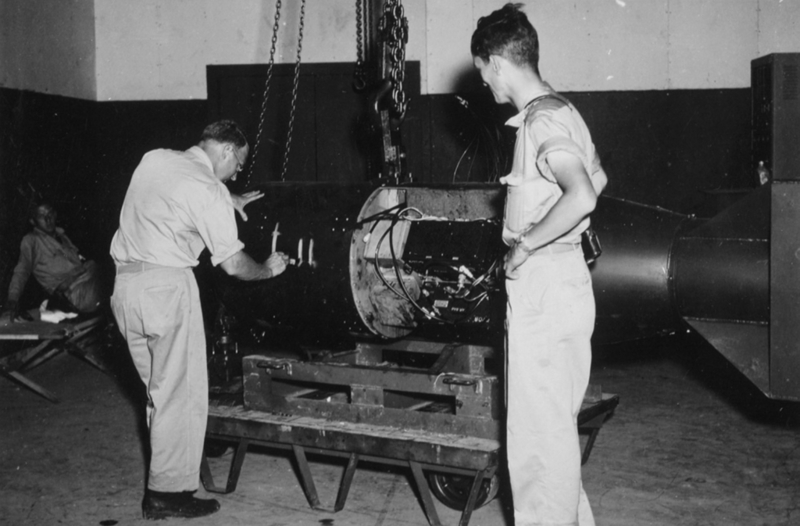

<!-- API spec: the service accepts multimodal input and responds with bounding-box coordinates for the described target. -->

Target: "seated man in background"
[3,202,103,322]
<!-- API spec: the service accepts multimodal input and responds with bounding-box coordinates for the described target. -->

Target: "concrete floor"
[2,331,799,526]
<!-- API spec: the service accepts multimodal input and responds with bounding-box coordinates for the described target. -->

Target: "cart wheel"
[204,438,229,458]
[427,472,500,511]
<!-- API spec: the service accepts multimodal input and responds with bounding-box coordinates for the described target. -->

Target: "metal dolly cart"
[201,341,619,526]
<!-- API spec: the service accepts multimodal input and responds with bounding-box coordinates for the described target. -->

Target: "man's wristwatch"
[515,236,536,254]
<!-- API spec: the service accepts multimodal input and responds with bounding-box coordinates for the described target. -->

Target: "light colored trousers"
[111,267,208,493]
[506,248,596,526]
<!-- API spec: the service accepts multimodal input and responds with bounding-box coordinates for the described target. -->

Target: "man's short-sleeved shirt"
[501,87,602,246]
[7,228,83,300]
[110,146,244,268]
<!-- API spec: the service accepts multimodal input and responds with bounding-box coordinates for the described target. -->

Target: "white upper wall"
[2,0,799,101]
[93,0,427,101]
[446,0,800,93]
[0,0,96,100]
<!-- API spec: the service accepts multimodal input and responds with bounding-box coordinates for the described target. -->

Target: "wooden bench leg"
[334,452,359,512]
[580,412,609,465]
[0,339,61,403]
[201,438,249,494]
[20,345,64,372]
[292,445,323,510]
[65,329,110,374]
[1,369,60,403]
[409,461,443,526]
[68,346,109,374]
[581,428,601,465]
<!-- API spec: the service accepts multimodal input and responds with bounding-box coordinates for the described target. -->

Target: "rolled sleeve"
[209,239,245,267]
[529,111,591,184]
[195,192,245,266]
[591,150,603,174]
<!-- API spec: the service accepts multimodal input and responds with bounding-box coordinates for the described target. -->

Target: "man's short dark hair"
[471,3,540,75]
[200,120,248,149]
[28,201,54,221]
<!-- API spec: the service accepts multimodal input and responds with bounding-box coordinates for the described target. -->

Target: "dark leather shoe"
[142,489,220,520]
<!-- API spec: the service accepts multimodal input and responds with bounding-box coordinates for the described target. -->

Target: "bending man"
[110,120,288,520]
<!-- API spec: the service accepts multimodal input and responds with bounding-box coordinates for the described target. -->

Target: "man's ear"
[489,54,503,73]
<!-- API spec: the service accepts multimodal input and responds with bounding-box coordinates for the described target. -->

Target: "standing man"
[110,120,288,520]
[471,4,607,525]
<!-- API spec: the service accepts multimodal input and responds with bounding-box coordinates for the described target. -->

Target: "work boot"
[142,489,220,520]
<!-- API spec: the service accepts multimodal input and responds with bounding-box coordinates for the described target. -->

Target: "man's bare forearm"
[220,251,272,281]
[219,250,288,281]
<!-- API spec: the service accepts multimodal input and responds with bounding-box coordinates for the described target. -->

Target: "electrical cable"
[372,219,408,301]
[368,207,502,326]
[387,208,448,322]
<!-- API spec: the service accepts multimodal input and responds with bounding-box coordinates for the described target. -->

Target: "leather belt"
[116,262,183,274]
[527,243,581,257]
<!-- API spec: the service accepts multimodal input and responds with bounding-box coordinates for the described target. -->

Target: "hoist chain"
[353,0,367,91]
[280,0,306,182]
[381,0,408,118]
[246,0,283,186]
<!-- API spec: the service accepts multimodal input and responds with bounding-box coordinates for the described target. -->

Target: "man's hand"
[504,240,532,280]
[3,300,19,323]
[502,151,599,281]
[231,190,265,222]
[265,252,289,279]
[3,300,32,323]
[54,281,70,296]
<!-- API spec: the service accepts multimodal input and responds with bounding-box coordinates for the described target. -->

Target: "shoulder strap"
[525,91,571,111]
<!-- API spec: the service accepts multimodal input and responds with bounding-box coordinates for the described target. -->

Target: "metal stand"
[0,315,106,402]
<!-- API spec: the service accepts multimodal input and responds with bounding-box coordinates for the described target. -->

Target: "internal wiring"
[368,206,501,325]
[389,208,447,322]
[371,214,409,301]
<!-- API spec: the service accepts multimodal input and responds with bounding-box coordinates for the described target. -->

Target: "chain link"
[246,0,283,186]
[353,0,366,91]
[382,0,408,118]
[280,0,306,182]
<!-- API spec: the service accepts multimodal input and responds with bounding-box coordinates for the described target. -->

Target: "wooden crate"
[243,341,501,439]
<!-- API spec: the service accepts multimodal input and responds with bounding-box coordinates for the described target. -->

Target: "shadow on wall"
[426,62,517,184]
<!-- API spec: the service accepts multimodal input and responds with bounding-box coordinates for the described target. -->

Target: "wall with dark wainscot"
[0,87,206,304]
[0,66,753,304]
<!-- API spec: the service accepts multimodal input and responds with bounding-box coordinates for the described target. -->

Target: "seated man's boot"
[142,489,220,520]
